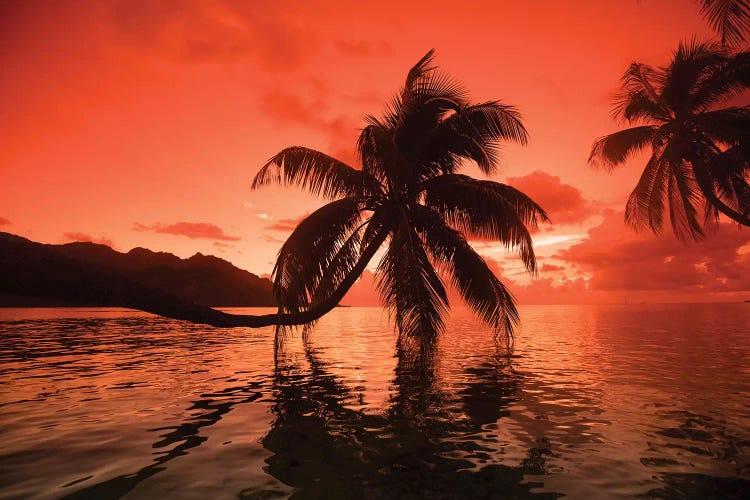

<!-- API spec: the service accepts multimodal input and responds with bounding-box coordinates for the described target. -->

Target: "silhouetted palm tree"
[2,51,543,340]
[590,40,750,240]
[252,50,547,343]
[699,0,750,48]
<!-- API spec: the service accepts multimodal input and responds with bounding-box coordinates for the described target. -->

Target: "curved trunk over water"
[1,230,388,328]
[119,229,388,328]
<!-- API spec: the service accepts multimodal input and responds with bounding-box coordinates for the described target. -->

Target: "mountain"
[0,232,275,307]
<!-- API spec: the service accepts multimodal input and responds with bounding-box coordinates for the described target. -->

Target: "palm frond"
[667,161,705,241]
[412,206,520,339]
[700,0,750,47]
[612,90,672,123]
[310,210,391,305]
[449,102,528,145]
[713,144,750,214]
[621,63,662,100]
[421,132,498,176]
[376,211,448,341]
[662,40,726,115]
[613,63,666,122]
[625,149,670,233]
[253,147,371,198]
[690,50,750,110]
[309,225,364,305]
[403,49,468,107]
[405,49,437,92]
[691,146,750,225]
[589,126,660,170]
[415,101,528,176]
[273,197,364,314]
[423,174,547,272]
[357,122,409,189]
[692,107,750,145]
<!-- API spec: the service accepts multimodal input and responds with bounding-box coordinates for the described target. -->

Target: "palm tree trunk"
[115,228,389,328]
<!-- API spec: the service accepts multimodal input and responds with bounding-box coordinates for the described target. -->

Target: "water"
[1,304,749,499]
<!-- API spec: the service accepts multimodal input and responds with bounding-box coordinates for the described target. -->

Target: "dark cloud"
[133,221,241,241]
[0,217,10,226]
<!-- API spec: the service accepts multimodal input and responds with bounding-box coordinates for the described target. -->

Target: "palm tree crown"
[252,50,547,342]
[590,40,750,240]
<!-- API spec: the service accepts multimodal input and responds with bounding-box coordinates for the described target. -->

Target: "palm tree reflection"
[62,340,562,498]
[640,409,750,498]
[259,339,559,498]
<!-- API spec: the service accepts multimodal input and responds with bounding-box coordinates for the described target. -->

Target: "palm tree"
[699,0,750,48]
[589,40,750,240]
[4,51,544,343]
[252,49,547,344]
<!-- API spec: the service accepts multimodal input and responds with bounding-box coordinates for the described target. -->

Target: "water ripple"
[0,304,749,498]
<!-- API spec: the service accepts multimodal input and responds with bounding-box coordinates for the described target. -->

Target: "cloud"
[111,0,310,69]
[265,214,306,232]
[259,88,361,165]
[263,234,286,244]
[557,211,750,294]
[506,171,598,226]
[257,213,272,221]
[212,241,232,252]
[110,0,375,166]
[63,232,114,247]
[540,263,565,272]
[0,217,10,226]
[133,221,241,241]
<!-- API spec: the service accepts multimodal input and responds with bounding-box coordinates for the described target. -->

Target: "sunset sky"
[3,0,749,304]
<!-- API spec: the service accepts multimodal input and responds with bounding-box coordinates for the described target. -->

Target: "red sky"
[2,0,749,304]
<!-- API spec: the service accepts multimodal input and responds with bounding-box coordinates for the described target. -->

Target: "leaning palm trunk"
[1,226,388,331]
[124,228,388,329]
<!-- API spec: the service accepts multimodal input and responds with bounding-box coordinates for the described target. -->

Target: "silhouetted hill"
[0,232,275,307]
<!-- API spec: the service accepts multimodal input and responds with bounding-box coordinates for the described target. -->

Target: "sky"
[2,0,749,304]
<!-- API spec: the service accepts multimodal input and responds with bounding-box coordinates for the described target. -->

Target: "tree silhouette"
[0,51,545,343]
[252,49,546,343]
[590,41,750,240]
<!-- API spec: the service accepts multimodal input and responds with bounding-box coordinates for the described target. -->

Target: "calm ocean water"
[1,304,749,499]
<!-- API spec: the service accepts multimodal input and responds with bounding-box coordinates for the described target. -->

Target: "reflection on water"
[0,304,749,498]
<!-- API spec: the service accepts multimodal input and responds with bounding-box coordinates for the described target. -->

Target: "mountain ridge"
[0,232,275,307]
